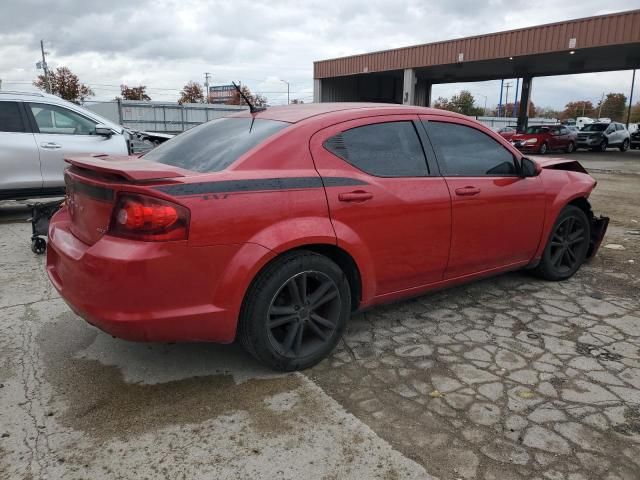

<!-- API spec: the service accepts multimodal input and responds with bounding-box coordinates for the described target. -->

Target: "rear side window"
[615,124,624,131]
[144,118,289,173]
[324,121,428,177]
[0,102,26,133]
[424,121,517,176]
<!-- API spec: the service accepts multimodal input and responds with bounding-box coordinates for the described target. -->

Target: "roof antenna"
[232,81,266,114]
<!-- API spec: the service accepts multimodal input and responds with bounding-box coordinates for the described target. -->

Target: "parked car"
[510,125,577,154]
[631,128,640,149]
[576,122,630,152]
[0,91,170,200]
[494,126,517,141]
[575,117,595,129]
[47,104,608,371]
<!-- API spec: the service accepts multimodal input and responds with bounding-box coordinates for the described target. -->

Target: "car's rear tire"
[538,142,548,155]
[619,139,629,152]
[565,142,575,153]
[532,205,591,281]
[238,250,351,371]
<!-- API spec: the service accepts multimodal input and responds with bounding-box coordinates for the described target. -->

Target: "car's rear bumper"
[46,208,262,343]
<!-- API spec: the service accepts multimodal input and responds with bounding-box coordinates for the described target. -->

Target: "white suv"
[0,91,130,200]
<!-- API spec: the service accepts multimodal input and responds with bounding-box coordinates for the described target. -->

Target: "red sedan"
[511,125,577,154]
[47,104,608,371]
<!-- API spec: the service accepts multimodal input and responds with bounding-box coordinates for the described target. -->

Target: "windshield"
[143,117,289,172]
[524,126,550,134]
[581,124,608,132]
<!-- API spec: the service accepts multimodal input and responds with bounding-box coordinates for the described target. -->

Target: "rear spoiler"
[65,154,186,181]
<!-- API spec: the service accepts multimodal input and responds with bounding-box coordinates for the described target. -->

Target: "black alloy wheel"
[538,142,548,155]
[238,251,350,371]
[533,205,590,281]
[267,271,341,359]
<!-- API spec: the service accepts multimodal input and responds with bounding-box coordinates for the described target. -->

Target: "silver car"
[0,91,130,200]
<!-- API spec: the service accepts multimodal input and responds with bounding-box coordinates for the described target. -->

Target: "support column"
[415,79,432,107]
[402,68,416,105]
[313,78,322,103]
[517,76,533,132]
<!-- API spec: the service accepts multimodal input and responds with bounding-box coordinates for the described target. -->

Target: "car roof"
[0,90,123,132]
[228,102,469,123]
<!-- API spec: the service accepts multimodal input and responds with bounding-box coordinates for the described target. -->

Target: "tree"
[432,90,484,116]
[491,101,536,118]
[120,84,151,101]
[34,66,93,103]
[562,100,594,120]
[178,81,205,104]
[226,85,268,108]
[596,93,627,121]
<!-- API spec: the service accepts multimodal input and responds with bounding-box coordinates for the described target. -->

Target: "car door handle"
[40,142,62,149]
[455,186,481,196]
[338,191,374,202]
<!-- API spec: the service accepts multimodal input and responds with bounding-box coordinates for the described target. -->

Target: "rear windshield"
[524,126,550,134]
[581,124,607,132]
[143,117,289,172]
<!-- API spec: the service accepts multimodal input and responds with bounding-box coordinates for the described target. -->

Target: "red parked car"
[511,125,577,154]
[47,104,608,371]
[494,126,517,141]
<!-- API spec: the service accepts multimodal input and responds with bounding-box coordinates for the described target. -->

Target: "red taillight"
[109,194,189,241]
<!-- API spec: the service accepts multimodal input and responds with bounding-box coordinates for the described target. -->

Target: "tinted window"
[324,121,428,177]
[615,123,624,131]
[144,118,288,173]
[424,121,517,176]
[582,124,607,132]
[0,102,26,133]
[524,126,550,134]
[29,103,97,135]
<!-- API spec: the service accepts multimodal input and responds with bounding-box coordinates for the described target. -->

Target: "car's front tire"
[532,205,591,281]
[619,139,630,152]
[593,139,608,152]
[238,250,351,371]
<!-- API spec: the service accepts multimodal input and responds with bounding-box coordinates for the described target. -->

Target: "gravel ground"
[0,151,638,479]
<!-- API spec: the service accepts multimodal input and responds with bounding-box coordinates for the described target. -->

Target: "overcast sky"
[1,0,638,109]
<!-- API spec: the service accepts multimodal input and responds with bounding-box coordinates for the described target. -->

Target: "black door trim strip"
[154,176,367,196]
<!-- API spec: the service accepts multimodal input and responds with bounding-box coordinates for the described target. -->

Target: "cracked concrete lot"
[1,152,639,479]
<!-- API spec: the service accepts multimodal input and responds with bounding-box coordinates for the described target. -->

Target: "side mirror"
[95,124,113,137]
[520,157,540,177]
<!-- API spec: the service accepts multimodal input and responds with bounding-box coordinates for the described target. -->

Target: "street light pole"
[204,72,212,104]
[626,69,636,129]
[280,79,290,105]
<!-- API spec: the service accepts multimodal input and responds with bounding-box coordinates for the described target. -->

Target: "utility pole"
[503,82,513,117]
[597,92,605,119]
[204,72,212,104]
[40,39,52,93]
[626,69,636,129]
[280,79,290,105]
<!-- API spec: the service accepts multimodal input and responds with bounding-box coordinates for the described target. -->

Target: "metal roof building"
[313,9,640,128]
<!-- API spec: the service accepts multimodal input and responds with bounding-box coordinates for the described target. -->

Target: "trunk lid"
[64,155,189,245]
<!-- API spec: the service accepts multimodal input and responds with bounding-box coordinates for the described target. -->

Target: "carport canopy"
[313,9,640,130]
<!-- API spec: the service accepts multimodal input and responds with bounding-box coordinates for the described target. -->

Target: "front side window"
[143,117,289,173]
[323,121,428,177]
[29,103,97,135]
[0,101,26,133]
[424,121,517,176]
